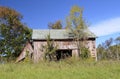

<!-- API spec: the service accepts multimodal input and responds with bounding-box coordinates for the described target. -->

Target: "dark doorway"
[56,49,72,60]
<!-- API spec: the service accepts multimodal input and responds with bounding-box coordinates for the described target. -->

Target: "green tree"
[66,6,89,58]
[104,38,113,59]
[48,20,62,29]
[0,6,31,61]
[97,44,107,60]
[81,47,90,59]
[97,38,113,60]
[41,34,57,61]
[115,36,120,45]
[115,36,120,60]
[97,36,120,60]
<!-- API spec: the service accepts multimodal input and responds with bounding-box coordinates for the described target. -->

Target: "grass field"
[0,60,120,79]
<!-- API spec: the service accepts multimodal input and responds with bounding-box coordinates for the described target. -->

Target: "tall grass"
[0,60,120,79]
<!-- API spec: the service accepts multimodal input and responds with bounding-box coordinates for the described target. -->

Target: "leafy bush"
[80,47,90,59]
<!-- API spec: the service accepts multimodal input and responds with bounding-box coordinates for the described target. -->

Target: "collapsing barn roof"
[32,29,96,40]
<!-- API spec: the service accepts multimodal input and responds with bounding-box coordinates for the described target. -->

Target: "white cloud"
[89,17,120,37]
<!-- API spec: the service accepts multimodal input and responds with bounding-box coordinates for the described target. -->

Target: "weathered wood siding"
[86,40,96,57]
[33,39,96,63]
[33,41,46,63]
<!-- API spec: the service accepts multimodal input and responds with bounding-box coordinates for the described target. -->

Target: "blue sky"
[0,0,120,46]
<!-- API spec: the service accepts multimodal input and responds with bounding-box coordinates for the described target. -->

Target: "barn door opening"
[56,49,72,60]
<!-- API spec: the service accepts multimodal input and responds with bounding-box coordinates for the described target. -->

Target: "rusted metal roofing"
[32,29,96,40]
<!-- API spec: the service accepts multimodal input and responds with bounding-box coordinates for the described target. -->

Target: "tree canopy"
[48,20,62,29]
[0,6,31,61]
[66,6,89,58]
[66,6,87,30]
[97,36,120,60]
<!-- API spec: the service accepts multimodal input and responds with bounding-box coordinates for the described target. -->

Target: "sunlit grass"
[0,60,120,79]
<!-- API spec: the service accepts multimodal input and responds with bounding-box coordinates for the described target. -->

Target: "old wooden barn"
[16,29,97,63]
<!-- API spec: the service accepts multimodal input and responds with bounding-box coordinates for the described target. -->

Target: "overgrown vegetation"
[80,47,90,59]
[41,34,57,61]
[0,61,120,79]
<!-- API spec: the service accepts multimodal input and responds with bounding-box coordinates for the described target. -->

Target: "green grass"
[0,60,120,79]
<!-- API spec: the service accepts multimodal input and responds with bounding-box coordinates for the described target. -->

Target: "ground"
[0,60,120,79]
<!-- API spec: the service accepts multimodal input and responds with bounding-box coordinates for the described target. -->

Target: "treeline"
[97,36,120,60]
